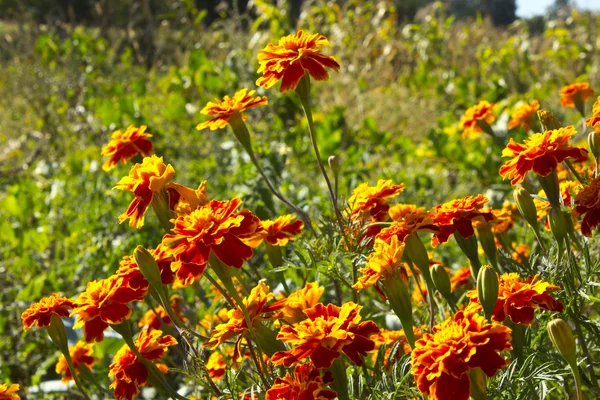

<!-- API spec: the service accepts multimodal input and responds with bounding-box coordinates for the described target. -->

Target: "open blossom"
[280,282,324,324]
[450,267,472,292]
[266,363,337,400]
[101,125,153,171]
[0,384,20,400]
[109,329,177,400]
[253,215,305,247]
[271,302,379,369]
[377,204,437,244]
[162,198,260,286]
[508,100,540,131]
[560,82,594,108]
[411,310,512,400]
[347,180,405,222]
[430,194,494,247]
[459,100,495,139]
[585,96,600,128]
[167,181,209,217]
[204,282,284,361]
[573,176,600,236]
[467,273,563,325]
[256,30,341,92]
[21,293,75,331]
[56,341,96,383]
[196,89,268,131]
[353,236,409,292]
[499,126,589,185]
[115,155,175,228]
[206,348,234,381]
[72,276,145,342]
[139,295,186,330]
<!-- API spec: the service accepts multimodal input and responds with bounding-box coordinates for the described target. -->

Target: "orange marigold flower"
[139,295,186,330]
[371,328,422,368]
[280,282,324,324]
[196,89,268,131]
[0,384,20,400]
[585,96,600,127]
[21,293,75,331]
[256,30,341,93]
[55,341,96,383]
[499,126,589,185]
[458,101,495,139]
[411,310,512,400]
[167,181,209,217]
[101,125,153,171]
[511,243,530,264]
[573,176,600,236]
[115,155,175,228]
[377,204,437,244]
[204,282,284,361]
[353,236,409,292]
[162,198,260,287]
[109,328,177,400]
[467,273,563,325]
[508,100,540,131]
[430,194,494,247]
[253,215,305,247]
[560,82,594,108]
[450,267,472,292]
[265,363,336,400]
[206,349,232,381]
[271,302,379,369]
[72,276,145,342]
[348,180,405,222]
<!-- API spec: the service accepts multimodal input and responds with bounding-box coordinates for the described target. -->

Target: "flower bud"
[477,265,499,321]
[513,187,539,229]
[548,207,567,244]
[453,232,482,277]
[430,264,451,298]
[547,319,577,367]
[382,275,415,348]
[328,155,341,176]
[537,110,562,131]
[468,367,488,400]
[476,222,499,271]
[405,233,433,288]
[588,131,600,160]
[134,246,164,291]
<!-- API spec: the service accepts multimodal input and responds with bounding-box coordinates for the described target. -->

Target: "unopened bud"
[383,275,416,348]
[513,187,539,229]
[476,222,499,271]
[547,319,577,366]
[328,155,341,176]
[134,246,163,290]
[548,207,567,244]
[405,233,433,287]
[588,131,600,159]
[468,367,488,400]
[431,264,451,298]
[477,265,499,321]
[537,110,562,131]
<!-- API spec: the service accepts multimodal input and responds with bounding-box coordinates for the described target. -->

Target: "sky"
[517,0,600,17]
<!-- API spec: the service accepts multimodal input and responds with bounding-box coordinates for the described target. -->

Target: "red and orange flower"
[115,155,175,228]
[21,293,75,331]
[573,176,600,236]
[0,384,20,400]
[167,181,209,217]
[560,82,594,108]
[271,302,379,369]
[353,236,409,292]
[138,295,186,330]
[265,363,337,400]
[72,276,146,342]
[101,125,153,171]
[109,329,177,400]
[371,328,422,368]
[162,198,260,286]
[256,30,341,93]
[279,282,324,324]
[411,310,512,400]
[347,180,405,222]
[585,96,600,128]
[430,194,494,247]
[253,215,305,247]
[56,341,96,383]
[377,204,437,244]
[467,273,563,325]
[508,100,540,131]
[450,267,472,292]
[459,101,495,139]
[196,89,268,131]
[499,126,588,185]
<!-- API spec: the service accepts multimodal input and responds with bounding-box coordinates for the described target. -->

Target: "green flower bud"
[328,155,341,176]
[134,246,164,291]
[431,264,451,298]
[453,232,482,277]
[548,207,567,244]
[476,222,499,271]
[477,265,499,321]
[588,131,600,160]
[547,319,577,366]
[383,275,416,348]
[405,233,433,287]
[513,187,539,228]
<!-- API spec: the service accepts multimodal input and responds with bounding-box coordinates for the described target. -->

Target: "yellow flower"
[354,236,409,292]
[280,282,324,324]
[196,89,268,131]
[508,100,539,131]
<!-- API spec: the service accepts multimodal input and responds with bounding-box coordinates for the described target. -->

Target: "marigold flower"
[459,101,495,139]
[0,384,20,400]
[101,125,153,171]
[573,176,600,236]
[115,155,175,228]
[476,203,518,236]
[348,180,405,221]
[585,96,600,127]
[206,350,229,381]
[508,100,540,131]
[139,295,186,330]
[167,181,209,217]
[511,243,530,264]
[560,82,594,108]
[266,363,336,400]
[499,126,588,185]
[109,328,177,400]
[204,282,284,361]
[430,194,494,247]
[354,236,409,292]
[467,273,563,325]
[271,302,379,368]
[55,341,96,383]
[280,282,324,324]
[411,310,512,400]
[162,198,260,286]
[21,293,75,331]
[371,328,422,368]
[196,89,268,131]
[450,267,472,292]
[252,215,305,247]
[72,276,145,342]
[377,204,437,244]
[256,30,341,92]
